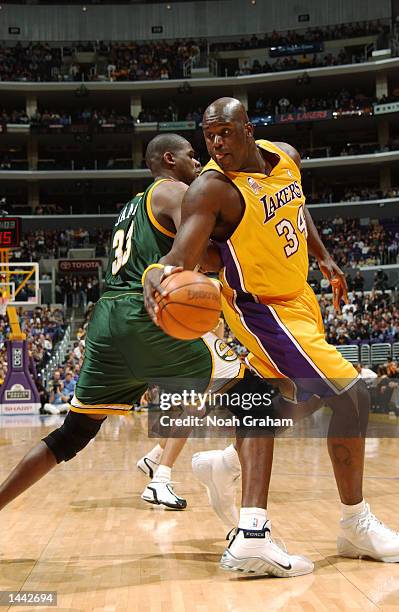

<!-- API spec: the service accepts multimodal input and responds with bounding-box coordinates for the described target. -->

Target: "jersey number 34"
[275,205,308,257]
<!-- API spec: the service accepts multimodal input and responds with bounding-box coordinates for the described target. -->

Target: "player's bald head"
[203,97,249,126]
[202,97,256,172]
[145,133,190,170]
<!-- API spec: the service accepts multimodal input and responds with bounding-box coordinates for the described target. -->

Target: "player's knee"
[224,370,277,436]
[331,379,370,414]
[42,411,106,463]
[328,379,370,437]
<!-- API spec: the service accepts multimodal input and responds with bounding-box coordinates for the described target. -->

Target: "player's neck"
[239,151,270,175]
[238,143,273,175]
[154,173,179,182]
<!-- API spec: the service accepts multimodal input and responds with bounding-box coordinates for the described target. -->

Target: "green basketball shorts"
[70,292,244,415]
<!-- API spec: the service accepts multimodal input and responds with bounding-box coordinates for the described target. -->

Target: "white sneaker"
[220,520,314,577]
[136,455,159,479]
[141,481,187,510]
[337,503,399,562]
[43,403,61,415]
[192,449,239,528]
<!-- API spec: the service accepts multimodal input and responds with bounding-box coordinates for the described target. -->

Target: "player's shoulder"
[272,141,301,168]
[151,179,188,220]
[192,169,238,197]
[184,170,238,211]
[154,179,188,197]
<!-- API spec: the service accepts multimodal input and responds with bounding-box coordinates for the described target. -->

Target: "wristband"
[141,263,165,286]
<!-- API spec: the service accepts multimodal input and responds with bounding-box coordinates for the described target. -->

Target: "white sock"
[145,443,163,463]
[223,444,241,472]
[341,499,366,520]
[238,507,267,530]
[153,464,172,483]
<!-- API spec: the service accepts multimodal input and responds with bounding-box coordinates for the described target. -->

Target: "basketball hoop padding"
[0,340,41,415]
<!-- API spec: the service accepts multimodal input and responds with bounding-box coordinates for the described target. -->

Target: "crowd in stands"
[0,43,62,82]
[251,88,377,117]
[338,141,398,156]
[300,141,399,160]
[0,20,390,83]
[0,39,202,82]
[308,217,399,269]
[210,20,386,52]
[138,89,380,124]
[0,306,65,385]
[104,39,201,81]
[0,109,30,125]
[30,108,134,128]
[307,186,399,204]
[41,305,91,414]
[0,296,93,415]
[2,87,394,135]
[15,218,399,270]
[366,362,399,413]
[137,104,180,124]
[11,228,111,261]
[0,108,134,127]
[1,184,398,214]
[23,306,65,368]
[56,275,101,310]
[236,49,352,76]
[319,290,399,347]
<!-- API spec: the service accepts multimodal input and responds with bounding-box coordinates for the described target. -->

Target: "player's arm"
[199,241,223,273]
[143,174,225,322]
[151,180,188,233]
[152,180,222,272]
[273,142,343,268]
[272,141,338,268]
[304,206,348,311]
[274,141,348,310]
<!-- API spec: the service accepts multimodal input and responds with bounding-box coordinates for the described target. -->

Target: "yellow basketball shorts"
[222,283,359,402]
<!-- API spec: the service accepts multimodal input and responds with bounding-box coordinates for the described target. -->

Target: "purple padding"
[0,340,41,415]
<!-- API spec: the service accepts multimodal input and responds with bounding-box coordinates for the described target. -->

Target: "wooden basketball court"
[1,413,399,611]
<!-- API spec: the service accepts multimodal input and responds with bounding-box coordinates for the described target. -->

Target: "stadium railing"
[336,342,399,365]
[40,323,71,386]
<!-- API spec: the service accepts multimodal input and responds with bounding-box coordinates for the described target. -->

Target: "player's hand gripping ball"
[155,270,221,340]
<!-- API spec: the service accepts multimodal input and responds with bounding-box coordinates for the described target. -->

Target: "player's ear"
[245,122,254,138]
[163,151,175,167]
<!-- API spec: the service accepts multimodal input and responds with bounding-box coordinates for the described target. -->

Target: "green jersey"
[73,179,242,416]
[104,179,175,294]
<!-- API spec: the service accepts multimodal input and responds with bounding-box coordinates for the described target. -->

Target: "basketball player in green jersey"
[0,134,245,515]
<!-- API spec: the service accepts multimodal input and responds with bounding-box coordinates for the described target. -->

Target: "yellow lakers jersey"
[201,139,308,301]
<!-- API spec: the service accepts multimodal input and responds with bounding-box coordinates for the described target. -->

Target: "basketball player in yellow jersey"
[145,97,399,575]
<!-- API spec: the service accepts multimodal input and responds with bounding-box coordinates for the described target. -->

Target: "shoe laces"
[357,504,399,537]
[225,522,288,554]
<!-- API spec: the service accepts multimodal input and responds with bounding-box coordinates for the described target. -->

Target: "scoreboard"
[0,218,21,248]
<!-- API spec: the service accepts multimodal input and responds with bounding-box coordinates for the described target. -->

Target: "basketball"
[155,271,221,340]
